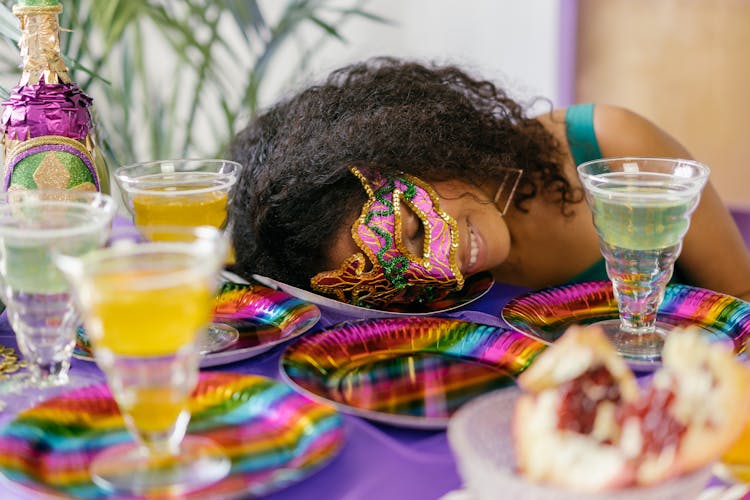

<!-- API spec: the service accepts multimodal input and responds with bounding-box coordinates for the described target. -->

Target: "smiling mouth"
[468,224,479,270]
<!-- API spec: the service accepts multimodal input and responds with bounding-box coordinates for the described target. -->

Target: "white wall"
[260,0,563,111]
[1,1,565,159]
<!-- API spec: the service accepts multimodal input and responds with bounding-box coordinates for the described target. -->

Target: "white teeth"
[468,226,478,268]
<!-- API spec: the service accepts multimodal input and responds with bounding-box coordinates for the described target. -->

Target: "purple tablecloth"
[0,279,526,500]
[1,209,749,499]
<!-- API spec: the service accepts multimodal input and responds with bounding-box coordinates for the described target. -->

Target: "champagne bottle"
[0,0,109,193]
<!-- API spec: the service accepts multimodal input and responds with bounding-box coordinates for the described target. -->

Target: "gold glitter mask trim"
[310,166,464,308]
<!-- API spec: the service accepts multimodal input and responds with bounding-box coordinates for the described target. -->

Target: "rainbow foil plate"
[0,372,344,499]
[280,316,545,429]
[502,281,750,355]
[254,271,494,319]
[76,280,321,367]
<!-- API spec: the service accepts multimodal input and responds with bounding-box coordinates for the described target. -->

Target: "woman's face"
[328,179,511,278]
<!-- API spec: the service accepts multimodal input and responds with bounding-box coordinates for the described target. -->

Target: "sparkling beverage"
[0,196,113,386]
[591,182,697,298]
[130,175,229,229]
[577,159,708,365]
[592,185,694,250]
[85,258,213,356]
[81,248,213,438]
[56,225,230,493]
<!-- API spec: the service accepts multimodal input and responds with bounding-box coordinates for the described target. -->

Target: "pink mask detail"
[311,166,464,308]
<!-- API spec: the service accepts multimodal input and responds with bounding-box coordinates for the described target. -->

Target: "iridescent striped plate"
[502,281,750,353]
[280,317,545,429]
[75,279,321,367]
[0,372,344,499]
[254,271,494,319]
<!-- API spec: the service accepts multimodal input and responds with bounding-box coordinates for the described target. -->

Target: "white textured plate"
[447,387,713,500]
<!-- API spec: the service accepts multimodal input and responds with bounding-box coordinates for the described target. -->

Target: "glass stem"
[612,285,663,333]
[27,359,70,387]
[132,410,191,459]
[603,242,680,334]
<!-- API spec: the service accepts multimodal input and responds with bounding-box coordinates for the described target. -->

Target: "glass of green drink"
[577,157,709,366]
[0,190,115,408]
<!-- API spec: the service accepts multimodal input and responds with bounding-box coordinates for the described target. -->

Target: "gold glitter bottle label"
[4,136,98,192]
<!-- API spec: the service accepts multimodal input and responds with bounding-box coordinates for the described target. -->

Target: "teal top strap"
[564,103,608,284]
[565,103,602,166]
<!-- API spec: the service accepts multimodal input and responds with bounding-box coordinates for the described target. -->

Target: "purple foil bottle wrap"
[1,1,106,193]
[0,82,93,141]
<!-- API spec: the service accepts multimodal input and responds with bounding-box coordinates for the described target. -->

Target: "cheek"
[493,219,512,263]
[482,210,511,267]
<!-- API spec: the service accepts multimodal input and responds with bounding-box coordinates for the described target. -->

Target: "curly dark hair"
[228,57,575,289]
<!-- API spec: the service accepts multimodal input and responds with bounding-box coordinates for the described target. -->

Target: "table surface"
[1,209,749,500]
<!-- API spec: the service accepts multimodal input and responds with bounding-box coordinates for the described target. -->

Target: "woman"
[228,57,750,308]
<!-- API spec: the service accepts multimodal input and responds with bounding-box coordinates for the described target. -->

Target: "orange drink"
[84,263,213,357]
[116,159,240,269]
[115,161,239,231]
[132,185,229,229]
[721,413,750,482]
[120,387,190,436]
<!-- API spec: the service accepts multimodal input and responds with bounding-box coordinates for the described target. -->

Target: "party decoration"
[281,316,544,428]
[311,166,463,308]
[0,0,109,193]
[0,373,345,498]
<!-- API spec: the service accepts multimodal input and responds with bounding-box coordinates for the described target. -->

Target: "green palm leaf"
[0,0,388,165]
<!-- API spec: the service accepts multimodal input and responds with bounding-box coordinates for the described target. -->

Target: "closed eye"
[401,204,425,257]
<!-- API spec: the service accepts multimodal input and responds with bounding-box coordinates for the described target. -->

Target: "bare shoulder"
[534,107,567,136]
[591,104,691,157]
[532,104,683,161]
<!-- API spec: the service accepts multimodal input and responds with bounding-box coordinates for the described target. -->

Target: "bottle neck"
[13,4,70,86]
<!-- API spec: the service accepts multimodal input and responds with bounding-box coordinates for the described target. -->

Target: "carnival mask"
[310,166,464,308]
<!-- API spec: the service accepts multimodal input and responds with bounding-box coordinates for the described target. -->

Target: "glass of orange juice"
[114,159,241,354]
[55,225,230,495]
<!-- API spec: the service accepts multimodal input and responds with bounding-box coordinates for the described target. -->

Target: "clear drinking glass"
[577,157,709,366]
[55,225,230,495]
[113,159,241,354]
[0,190,115,407]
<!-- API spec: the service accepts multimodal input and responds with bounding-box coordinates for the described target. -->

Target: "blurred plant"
[0,0,386,165]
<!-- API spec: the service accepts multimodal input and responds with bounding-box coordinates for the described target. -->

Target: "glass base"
[198,323,239,354]
[593,319,718,372]
[90,435,230,495]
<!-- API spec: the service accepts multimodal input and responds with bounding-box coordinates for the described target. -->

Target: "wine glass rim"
[115,158,241,175]
[0,190,116,240]
[114,159,239,196]
[577,156,710,177]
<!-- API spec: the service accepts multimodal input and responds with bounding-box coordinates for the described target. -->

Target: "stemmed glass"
[55,225,231,495]
[577,157,709,366]
[0,190,115,408]
[113,159,241,354]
